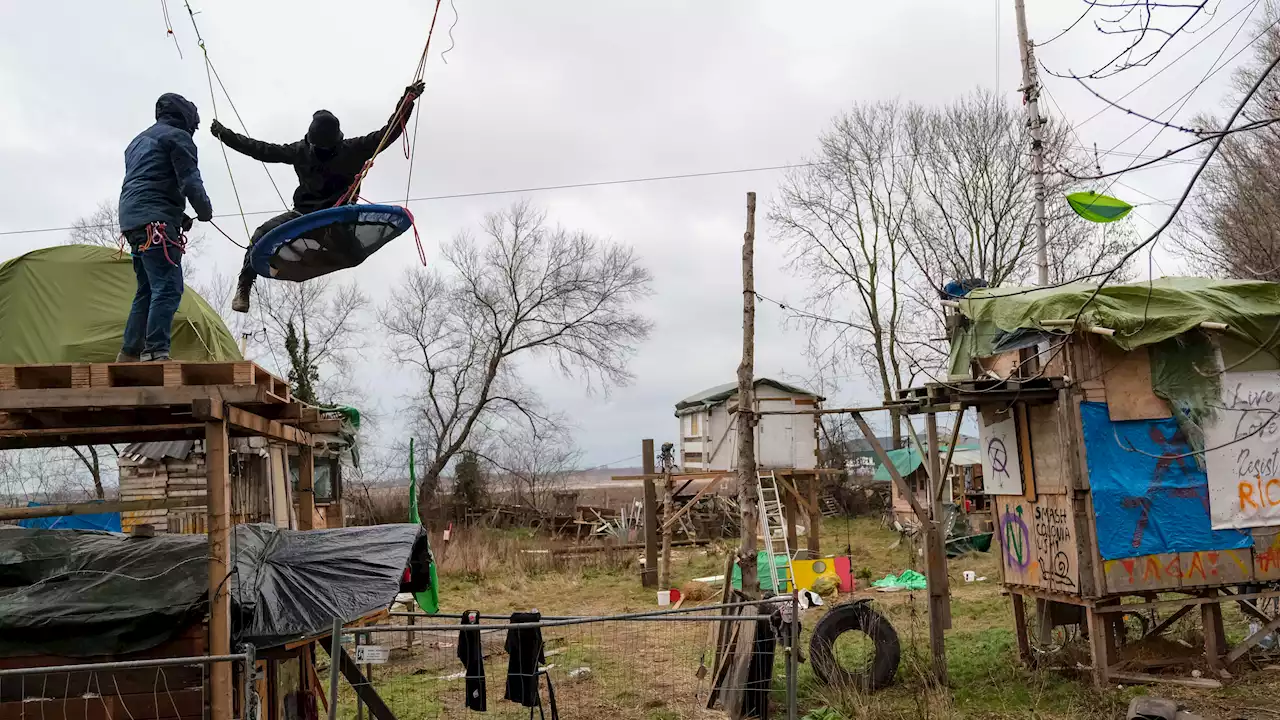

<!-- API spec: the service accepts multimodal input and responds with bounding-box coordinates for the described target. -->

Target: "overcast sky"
[0,1,1262,471]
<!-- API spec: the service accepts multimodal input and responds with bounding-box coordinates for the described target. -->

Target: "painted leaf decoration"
[1066,191,1133,223]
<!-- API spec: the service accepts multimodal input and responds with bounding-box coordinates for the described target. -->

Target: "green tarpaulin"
[870,570,927,590]
[407,438,440,614]
[0,245,240,363]
[949,278,1280,372]
[871,444,977,482]
[730,551,791,592]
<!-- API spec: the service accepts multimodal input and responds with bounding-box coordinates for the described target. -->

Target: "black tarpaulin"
[0,523,426,658]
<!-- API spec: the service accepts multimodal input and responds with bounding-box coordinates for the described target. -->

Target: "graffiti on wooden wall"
[998,494,1078,592]
[1103,548,1254,593]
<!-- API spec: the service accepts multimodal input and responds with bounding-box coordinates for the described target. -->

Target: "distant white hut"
[674,378,823,472]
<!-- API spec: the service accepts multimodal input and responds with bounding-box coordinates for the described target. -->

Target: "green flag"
[1066,191,1133,223]
[407,438,440,614]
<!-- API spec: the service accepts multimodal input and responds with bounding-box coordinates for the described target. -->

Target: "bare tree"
[249,278,369,405]
[771,101,916,442]
[68,202,122,247]
[493,426,580,511]
[1176,9,1280,282]
[382,201,652,501]
[774,92,1134,404]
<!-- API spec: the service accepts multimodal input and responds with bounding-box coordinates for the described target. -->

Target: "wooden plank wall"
[118,455,207,533]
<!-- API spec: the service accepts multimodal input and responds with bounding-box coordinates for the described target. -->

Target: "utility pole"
[736,192,759,597]
[1014,0,1049,285]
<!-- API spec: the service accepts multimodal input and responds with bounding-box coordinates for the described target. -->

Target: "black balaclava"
[307,110,343,155]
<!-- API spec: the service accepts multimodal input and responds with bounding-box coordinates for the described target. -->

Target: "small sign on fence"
[354,645,390,665]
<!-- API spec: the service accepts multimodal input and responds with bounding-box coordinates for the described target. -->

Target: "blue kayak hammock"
[250,204,414,282]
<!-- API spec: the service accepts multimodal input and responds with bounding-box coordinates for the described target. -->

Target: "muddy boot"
[116,351,140,363]
[231,277,252,313]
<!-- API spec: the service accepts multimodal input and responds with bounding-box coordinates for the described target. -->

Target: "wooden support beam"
[1011,593,1032,663]
[318,638,398,720]
[1226,610,1280,663]
[206,418,233,720]
[852,413,929,523]
[0,495,208,521]
[1085,606,1112,688]
[297,444,315,531]
[0,423,205,450]
[1142,604,1194,641]
[1202,595,1226,671]
[642,438,658,588]
[660,473,730,533]
[0,385,267,411]
[192,399,312,446]
[852,411,946,683]
[805,472,820,557]
[1106,671,1222,690]
[1095,589,1280,613]
[936,416,964,501]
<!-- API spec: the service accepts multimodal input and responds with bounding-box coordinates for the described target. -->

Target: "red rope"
[138,222,188,266]
[332,0,444,209]
[403,206,427,267]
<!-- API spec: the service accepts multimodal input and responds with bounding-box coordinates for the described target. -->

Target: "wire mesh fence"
[334,601,799,720]
[0,653,254,720]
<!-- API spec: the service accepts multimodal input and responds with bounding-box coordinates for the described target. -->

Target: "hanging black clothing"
[458,610,487,711]
[743,617,778,720]
[504,612,545,707]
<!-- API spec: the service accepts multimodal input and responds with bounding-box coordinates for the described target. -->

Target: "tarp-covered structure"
[0,523,427,658]
[872,445,980,483]
[947,277,1280,377]
[0,245,241,363]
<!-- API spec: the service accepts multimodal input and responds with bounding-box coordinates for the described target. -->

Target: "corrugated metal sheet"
[121,440,197,462]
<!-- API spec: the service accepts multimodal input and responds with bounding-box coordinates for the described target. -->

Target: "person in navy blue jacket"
[116,93,213,362]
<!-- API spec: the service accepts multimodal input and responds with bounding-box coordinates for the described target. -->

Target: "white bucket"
[657,590,671,606]
[963,571,977,583]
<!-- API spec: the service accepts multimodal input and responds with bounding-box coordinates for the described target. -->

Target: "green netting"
[0,245,240,362]
[949,277,1280,372]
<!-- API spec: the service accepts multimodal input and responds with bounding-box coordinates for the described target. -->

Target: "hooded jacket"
[118,93,214,233]
[210,88,418,213]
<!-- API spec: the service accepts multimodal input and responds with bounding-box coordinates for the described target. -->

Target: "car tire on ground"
[808,600,901,692]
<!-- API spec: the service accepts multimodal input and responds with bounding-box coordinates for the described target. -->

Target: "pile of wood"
[118,453,207,533]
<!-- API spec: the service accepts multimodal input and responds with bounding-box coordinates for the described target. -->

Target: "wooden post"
[805,473,820,557]
[206,418,233,720]
[642,438,658,588]
[851,411,947,684]
[1085,606,1111,688]
[1202,593,1225,671]
[1011,593,1032,663]
[660,460,674,589]
[736,191,759,599]
[298,444,315,531]
[924,412,952,632]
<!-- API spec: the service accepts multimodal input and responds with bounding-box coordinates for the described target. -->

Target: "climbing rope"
[181,0,289,252]
[334,0,445,209]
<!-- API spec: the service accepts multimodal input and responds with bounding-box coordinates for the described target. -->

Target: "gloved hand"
[210,119,227,138]
[197,210,213,223]
[181,214,194,232]
[405,80,425,99]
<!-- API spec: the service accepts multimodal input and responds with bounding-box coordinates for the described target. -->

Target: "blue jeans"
[120,225,184,360]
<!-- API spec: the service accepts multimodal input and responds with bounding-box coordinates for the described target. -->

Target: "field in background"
[338,518,1280,720]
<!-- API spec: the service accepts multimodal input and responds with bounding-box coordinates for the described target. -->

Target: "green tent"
[0,245,240,363]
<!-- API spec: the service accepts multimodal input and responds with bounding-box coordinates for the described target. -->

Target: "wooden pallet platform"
[0,361,290,401]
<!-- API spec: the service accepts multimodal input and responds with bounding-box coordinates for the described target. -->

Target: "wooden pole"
[660,461,674,589]
[736,191,759,598]
[925,412,952,632]
[851,411,947,684]
[206,418,233,720]
[0,495,207,521]
[298,444,315,531]
[642,438,658,588]
[805,473,820,557]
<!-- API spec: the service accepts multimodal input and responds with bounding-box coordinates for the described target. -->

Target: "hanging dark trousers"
[457,610,487,711]
[504,611,558,720]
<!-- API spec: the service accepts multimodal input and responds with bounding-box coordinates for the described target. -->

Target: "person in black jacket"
[210,81,424,312]
[117,93,214,362]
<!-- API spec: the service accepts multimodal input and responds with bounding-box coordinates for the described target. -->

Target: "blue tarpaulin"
[17,502,121,532]
[1081,402,1251,560]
